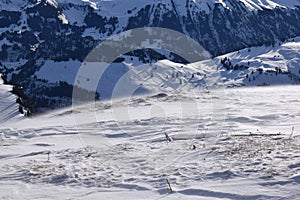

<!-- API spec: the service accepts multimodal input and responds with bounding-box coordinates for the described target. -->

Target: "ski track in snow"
[0,86,300,199]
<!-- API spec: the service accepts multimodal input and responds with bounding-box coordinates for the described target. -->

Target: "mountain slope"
[0,85,300,199]
[0,75,23,123]
[33,37,300,103]
[0,0,300,111]
[215,37,300,86]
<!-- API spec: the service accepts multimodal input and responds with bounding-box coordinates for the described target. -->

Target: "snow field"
[0,85,300,199]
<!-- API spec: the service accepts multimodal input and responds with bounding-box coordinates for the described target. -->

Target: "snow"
[46,0,58,8]
[1,0,299,15]
[35,60,82,85]
[0,85,300,199]
[61,5,87,26]
[1,0,299,38]
[240,0,300,10]
[0,0,29,12]
[34,37,300,101]
[1,1,300,198]
[271,0,300,8]
[52,0,300,29]
[75,0,300,17]
[57,13,68,24]
[215,37,300,86]
[82,27,107,40]
[0,75,23,123]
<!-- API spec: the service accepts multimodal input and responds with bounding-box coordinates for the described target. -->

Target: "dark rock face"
[0,0,299,111]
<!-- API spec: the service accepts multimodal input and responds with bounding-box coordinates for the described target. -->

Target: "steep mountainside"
[0,0,299,111]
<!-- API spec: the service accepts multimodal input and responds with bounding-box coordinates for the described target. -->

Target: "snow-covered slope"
[1,0,300,111]
[58,0,300,16]
[34,37,300,102]
[240,0,300,10]
[0,85,300,199]
[53,0,300,29]
[0,75,23,123]
[215,37,300,86]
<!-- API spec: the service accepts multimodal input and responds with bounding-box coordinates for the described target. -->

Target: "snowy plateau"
[0,0,300,199]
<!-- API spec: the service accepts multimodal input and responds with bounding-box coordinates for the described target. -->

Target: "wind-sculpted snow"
[1,0,300,111]
[0,86,300,199]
